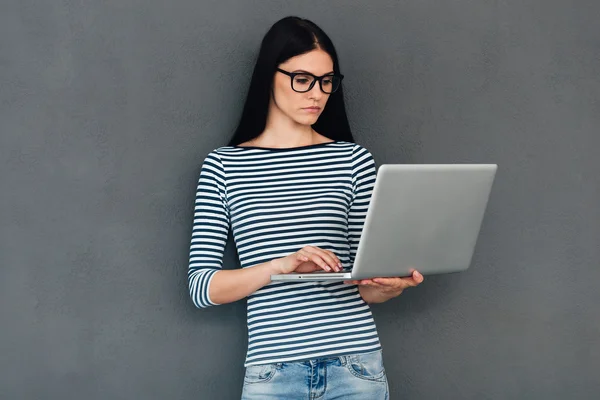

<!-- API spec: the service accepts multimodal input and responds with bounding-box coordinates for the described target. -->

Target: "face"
[271,48,335,126]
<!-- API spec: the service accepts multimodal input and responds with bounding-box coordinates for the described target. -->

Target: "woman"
[188,16,424,399]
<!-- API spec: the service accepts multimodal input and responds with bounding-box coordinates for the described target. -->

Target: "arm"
[207,262,280,305]
[187,151,230,308]
[188,151,276,308]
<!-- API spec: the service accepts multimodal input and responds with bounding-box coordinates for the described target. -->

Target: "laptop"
[270,164,497,281]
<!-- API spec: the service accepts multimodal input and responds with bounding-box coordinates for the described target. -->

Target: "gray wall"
[1,1,599,399]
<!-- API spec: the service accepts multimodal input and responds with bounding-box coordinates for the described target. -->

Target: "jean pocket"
[346,350,387,382]
[243,363,277,384]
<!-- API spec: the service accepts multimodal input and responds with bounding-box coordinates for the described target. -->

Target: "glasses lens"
[292,74,315,92]
[321,75,341,93]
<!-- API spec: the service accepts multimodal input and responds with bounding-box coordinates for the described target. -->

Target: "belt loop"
[339,355,348,366]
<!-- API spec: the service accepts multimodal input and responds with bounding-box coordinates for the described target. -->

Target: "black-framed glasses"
[276,68,344,94]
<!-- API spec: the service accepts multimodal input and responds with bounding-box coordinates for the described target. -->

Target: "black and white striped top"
[188,140,382,366]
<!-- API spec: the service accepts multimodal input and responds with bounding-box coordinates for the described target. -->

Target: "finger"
[398,277,419,288]
[304,247,341,271]
[357,279,386,287]
[345,279,375,286]
[359,280,401,292]
[413,270,424,283]
[323,249,343,270]
[371,277,399,286]
[318,248,343,271]
[402,279,421,287]
[370,278,408,291]
[372,277,417,292]
[407,269,424,283]
[296,252,310,262]
[373,272,423,287]
[297,250,330,271]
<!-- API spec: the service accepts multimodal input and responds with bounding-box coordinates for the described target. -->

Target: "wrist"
[267,258,284,275]
[359,285,402,304]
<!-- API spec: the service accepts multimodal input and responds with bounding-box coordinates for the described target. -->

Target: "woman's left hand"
[344,270,424,302]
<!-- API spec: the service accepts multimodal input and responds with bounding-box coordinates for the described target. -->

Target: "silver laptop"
[271,164,497,281]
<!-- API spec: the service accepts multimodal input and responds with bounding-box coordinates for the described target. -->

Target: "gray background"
[1,0,599,399]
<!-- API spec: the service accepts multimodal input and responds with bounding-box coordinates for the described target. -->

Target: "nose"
[308,82,324,100]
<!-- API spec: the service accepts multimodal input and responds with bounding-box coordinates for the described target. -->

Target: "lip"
[302,107,321,113]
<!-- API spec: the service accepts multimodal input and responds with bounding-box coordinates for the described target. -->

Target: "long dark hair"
[227,16,355,146]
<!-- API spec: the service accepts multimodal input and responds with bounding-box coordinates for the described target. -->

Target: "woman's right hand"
[271,245,344,274]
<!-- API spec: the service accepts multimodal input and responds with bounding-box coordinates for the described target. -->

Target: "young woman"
[188,16,424,399]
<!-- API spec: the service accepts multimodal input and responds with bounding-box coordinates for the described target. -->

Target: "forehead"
[280,49,334,75]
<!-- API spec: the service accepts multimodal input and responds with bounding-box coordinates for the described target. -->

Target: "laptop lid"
[350,164,497,280]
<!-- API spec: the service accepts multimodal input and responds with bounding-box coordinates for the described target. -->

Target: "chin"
[295,116,320,126]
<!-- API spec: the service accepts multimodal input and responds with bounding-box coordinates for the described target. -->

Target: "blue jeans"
[241,349,389,399]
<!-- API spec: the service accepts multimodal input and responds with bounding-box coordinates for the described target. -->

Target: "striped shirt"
[188,140,382,367]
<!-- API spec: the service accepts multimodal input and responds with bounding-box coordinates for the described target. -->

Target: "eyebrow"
[293,69,335,75]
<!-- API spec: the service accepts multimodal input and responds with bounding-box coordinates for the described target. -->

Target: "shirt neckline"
[231,140,342,151]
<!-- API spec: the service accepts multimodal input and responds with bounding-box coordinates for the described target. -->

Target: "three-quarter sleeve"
[347,144,377,269]
[188,151,230,308]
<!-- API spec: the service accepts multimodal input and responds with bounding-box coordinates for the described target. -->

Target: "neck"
[258,100,317,147]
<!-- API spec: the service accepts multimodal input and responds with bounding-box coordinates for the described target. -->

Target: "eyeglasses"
[276,68,344,94]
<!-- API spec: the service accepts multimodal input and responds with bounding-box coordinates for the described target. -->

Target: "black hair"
[227,16,354,146]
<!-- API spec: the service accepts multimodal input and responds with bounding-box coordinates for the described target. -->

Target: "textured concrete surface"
[1,1,599,399]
